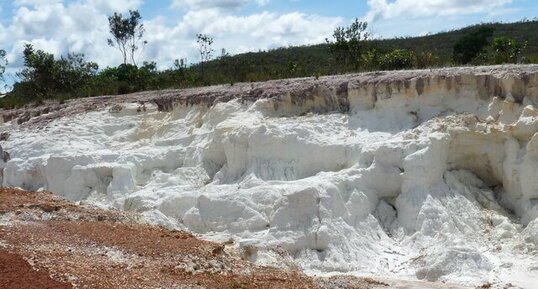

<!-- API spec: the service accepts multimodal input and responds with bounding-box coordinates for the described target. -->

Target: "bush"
[491,36,525,64]
[379,49,415,70]
[415,51,437,69]
[89,63,160,95]
[527,54,538,64]
[361,48,381,70]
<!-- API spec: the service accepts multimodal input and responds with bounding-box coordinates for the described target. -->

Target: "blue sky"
[0,0,537,89]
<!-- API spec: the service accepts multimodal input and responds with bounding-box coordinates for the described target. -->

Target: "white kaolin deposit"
[2,66,538,288]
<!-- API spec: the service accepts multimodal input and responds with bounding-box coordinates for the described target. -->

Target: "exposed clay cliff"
[1,65,538,288]
[3,65,537,126]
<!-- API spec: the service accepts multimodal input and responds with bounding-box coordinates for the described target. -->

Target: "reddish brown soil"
[0,188,378,289]
[0,250,73,289]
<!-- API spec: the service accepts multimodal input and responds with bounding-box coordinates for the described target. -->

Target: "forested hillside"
[201,20,538,80]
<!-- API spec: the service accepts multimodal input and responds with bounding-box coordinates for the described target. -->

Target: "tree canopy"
[326,19,370,70]
[107,10,146,65]
[9,44,98,103]
[197,33,214,82]
[452,27,494,64]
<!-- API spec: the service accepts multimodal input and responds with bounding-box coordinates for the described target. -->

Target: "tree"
[107,10,147,65]
[17,44,57,98]
[56,52,99,95]
[12,44,97,100]
[197,33,214,82]
[326,18,370,70]
[453,26,494,64]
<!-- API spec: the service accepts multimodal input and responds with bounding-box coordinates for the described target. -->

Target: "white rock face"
[3,66,538,287]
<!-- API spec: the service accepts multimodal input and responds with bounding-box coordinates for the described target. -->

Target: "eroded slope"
[1,65,538,288]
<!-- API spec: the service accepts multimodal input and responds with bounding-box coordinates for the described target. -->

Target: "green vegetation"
[1,17,538,109]
[491,36,526,64]
[192,20,538,79]
[107,10,146,65]
[378,49,416,70]
[453,27,494,64]
[4,44,98,107]
[326,18,370,71]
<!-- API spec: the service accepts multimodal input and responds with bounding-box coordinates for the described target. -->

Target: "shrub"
[379,49,415,70]
[415,51,437,69]
[361,48,381,70]
[491,36,525,64]
[527,54,538,64]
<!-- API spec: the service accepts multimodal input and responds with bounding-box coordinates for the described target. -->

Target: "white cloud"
[170,0,268,10]
[12,0,62,6]
[366,0,513,22]
[4,1,130,69]
[2,0,522,76]
[1,0,340,72]
[87,0,144,13]
[255,0,270,6]
[12,0,141,11]
[143,9,341,66]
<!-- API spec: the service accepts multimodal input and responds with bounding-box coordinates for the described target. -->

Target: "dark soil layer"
[0,250,73,289]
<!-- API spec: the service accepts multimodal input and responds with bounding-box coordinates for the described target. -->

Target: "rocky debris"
[136,103,147,113]
[316,276,388,289]
[108,104,124,113]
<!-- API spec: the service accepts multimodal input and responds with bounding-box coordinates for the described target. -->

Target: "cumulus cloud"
[1,0,340,73]
[143,9,340,66]
[2,0,141,71]
[170,0,270,10]
[13,0,141,11]
[86,0,144,13]
[366,0,513,21]
[12,0,62,7]
[255,0,270,6]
